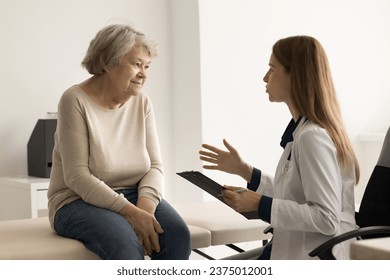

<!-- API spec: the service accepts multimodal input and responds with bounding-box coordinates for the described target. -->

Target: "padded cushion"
[186,225,212,249]
[173,201,270,245]
[0,217,99,260]
[0,202,268,259]
[0,217,211,260]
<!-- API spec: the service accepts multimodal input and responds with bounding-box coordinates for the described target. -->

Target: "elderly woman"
[48,24,191,260]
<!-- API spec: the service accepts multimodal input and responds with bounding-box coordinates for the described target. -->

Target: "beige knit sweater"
[47,85,163,228]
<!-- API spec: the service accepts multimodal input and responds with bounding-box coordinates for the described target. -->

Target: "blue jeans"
[54,188,191,260]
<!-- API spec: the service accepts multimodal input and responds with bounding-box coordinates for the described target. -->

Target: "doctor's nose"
[263,71,269,83]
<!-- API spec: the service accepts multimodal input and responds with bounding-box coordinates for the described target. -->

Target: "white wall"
[0,0,206,203]
[0,0,176,192]
[198,0,390,204]
[1,0,389,206]
[169,0,204,202]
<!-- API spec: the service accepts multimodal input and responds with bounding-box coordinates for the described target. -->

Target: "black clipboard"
[176,170,259,219]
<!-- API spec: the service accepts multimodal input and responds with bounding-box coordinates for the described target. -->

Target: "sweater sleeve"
[137,97,163,204]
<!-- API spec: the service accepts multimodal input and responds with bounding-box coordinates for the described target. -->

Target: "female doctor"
[199,35,360,259]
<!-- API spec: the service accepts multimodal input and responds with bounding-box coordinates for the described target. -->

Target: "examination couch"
[0,201,270,260]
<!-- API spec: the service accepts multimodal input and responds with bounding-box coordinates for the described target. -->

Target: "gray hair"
[81,24,157,75]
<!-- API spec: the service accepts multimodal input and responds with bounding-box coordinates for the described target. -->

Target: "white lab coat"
[256,118,357,259]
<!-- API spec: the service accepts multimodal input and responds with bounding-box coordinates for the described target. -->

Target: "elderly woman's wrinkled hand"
[119,204,164,256]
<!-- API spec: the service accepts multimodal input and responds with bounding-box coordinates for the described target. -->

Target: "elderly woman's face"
[107,44,151,97]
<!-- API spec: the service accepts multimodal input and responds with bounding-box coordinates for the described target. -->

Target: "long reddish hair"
[273,36,359,183]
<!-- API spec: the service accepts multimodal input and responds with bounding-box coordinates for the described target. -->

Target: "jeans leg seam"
[55,212,108,259]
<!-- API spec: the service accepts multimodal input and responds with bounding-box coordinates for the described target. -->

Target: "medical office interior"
[0,0,389,260]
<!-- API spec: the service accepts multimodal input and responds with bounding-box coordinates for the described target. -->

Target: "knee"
[175,221,191,248]
[93,226,145,260]
[104,239,144,260]
[99,235,145,260]
[160,219,191,260]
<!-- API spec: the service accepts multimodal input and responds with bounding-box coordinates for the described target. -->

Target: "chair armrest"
[309,226,390,259]
[263,225,273,234]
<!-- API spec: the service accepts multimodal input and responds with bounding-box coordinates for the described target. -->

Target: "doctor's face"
[263,54,291,104]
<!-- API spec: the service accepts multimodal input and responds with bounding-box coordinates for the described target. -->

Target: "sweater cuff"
[258,195,272,223]
[247,167,261,191]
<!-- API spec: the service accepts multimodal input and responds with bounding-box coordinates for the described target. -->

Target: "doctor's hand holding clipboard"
[199,139,262,214]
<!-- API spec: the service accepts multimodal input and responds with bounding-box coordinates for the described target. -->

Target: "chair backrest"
[356,126,390,238]
[377,127,390,167]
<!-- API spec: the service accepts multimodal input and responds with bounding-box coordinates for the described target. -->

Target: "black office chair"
[309,126,390,259]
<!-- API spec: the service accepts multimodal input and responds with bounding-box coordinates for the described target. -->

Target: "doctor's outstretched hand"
[199,139,253,182]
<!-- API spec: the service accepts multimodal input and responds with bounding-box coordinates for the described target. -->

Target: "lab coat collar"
[280,116,303,149]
